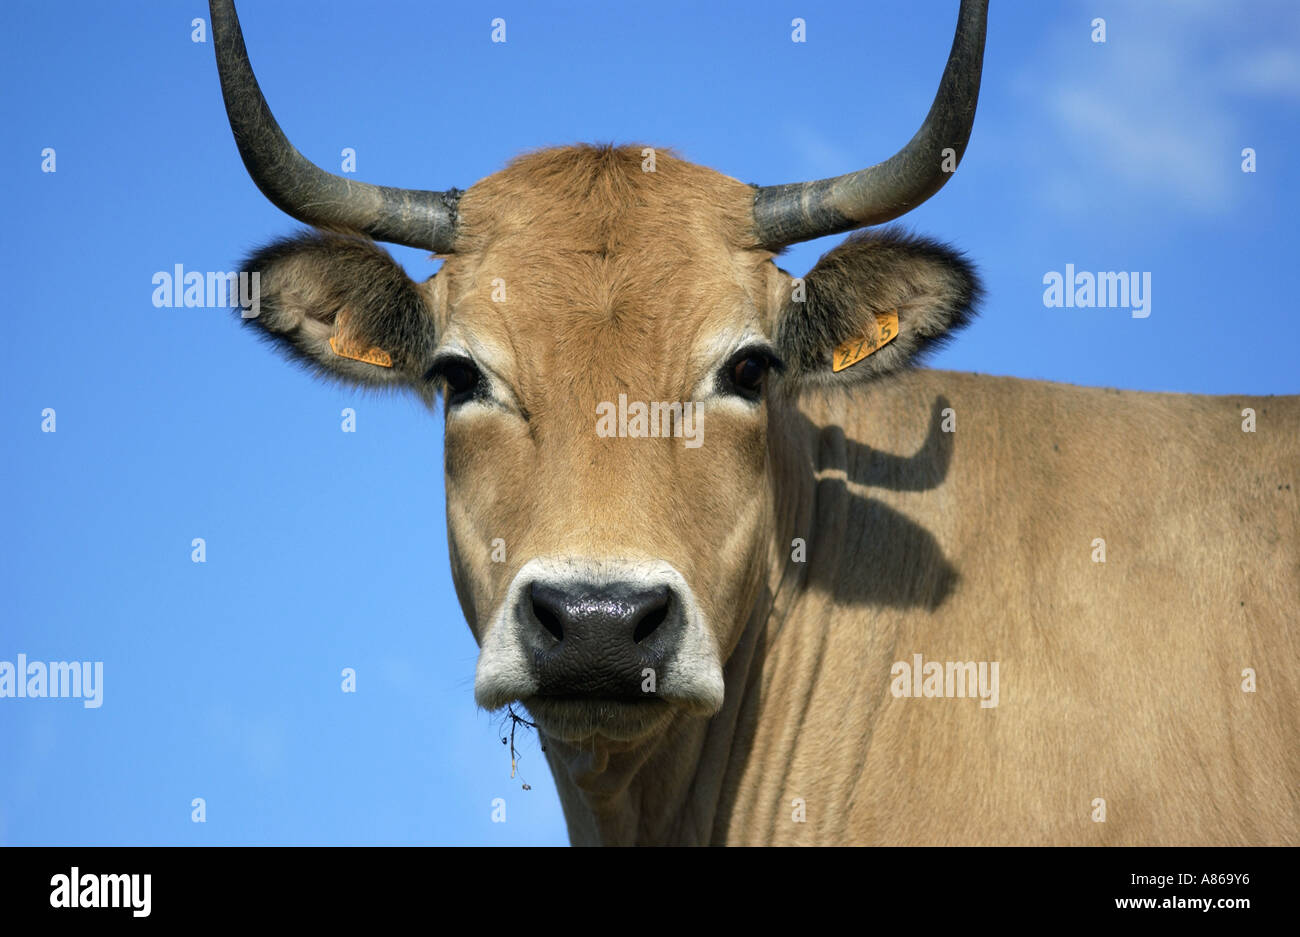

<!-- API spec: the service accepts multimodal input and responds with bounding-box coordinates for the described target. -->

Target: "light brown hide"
[418,148,1297,845]
[429,147,776,675]
[238,144,1297,845]
[717,371,1299,845]
[507,368,1298,845]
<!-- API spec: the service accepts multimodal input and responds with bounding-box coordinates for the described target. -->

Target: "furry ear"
[240,229,437,389]
[776,228,981,387]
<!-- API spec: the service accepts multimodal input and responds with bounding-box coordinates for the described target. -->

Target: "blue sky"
[1,0,1296,845]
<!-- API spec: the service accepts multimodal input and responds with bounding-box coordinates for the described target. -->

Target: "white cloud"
[1224,46,1300,100]
[1023,1,1300,216]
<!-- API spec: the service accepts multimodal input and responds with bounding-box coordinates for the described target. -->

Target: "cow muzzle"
[474,558,725,741]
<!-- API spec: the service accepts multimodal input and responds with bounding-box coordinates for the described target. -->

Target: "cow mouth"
[535,694,665,705]
[474,557,728,738]
[522,694,674,743]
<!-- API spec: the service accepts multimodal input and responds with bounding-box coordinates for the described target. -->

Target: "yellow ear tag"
[329,310,393,368]
[832,309,899,373]
[329,335,393,367]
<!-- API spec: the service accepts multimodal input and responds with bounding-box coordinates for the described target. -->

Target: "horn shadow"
[780,395,959,611]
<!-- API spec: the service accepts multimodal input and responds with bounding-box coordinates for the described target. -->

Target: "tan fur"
[429,146,775,676]
[245,145,1299,844]
[722,373,1300,845]
[513,370,1300,845]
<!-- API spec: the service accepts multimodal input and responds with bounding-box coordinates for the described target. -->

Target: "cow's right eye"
[430,356,483,406]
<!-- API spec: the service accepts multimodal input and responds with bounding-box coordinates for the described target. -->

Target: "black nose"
[521,581,680,699]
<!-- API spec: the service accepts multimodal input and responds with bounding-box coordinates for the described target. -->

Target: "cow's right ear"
[240,230,437,390]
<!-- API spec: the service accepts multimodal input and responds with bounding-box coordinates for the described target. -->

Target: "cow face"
[208,0,985,746]
[242,145,979,745]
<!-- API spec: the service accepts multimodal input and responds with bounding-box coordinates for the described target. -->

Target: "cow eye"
[430,355,483,406]
[733,356,766,391]
[720,347,781,401]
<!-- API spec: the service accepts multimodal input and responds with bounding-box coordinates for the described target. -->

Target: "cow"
[207,0,1299,845]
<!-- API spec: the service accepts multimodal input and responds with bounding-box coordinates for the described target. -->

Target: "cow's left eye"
[720,348,781,401]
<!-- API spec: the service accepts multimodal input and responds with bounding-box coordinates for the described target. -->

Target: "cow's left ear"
[775,228,981,387]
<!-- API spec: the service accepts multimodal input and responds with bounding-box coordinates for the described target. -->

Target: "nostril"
[632,594,670,644]
[527,580,674,649]
[529,585,565,641]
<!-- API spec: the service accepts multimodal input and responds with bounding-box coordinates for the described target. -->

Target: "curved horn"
[753,0,988,248]
[209,0,459,252]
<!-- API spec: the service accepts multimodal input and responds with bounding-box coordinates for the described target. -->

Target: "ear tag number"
[832,309,899,373]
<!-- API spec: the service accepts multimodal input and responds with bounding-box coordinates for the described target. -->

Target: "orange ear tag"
[329,309,393,368]
[832,309,899,373]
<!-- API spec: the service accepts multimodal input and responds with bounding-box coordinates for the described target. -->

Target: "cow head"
[209,0,986,746]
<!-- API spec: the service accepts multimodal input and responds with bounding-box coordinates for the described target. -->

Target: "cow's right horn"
[209,0,461,253]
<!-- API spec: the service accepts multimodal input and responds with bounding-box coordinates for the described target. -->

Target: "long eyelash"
[724,345,785,375]
[427,354,487,405]
[426,354,475,383]
[718,345,783,400]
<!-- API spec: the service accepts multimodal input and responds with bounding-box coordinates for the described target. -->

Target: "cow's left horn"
[209,0,460,253]
[752,0,988,248]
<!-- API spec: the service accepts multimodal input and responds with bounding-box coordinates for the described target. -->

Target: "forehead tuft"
[455,144,760,255]
[438,145,775,360]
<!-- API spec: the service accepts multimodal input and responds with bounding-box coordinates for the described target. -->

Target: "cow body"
[545,371,1300,844]
[206,0,1298,846]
